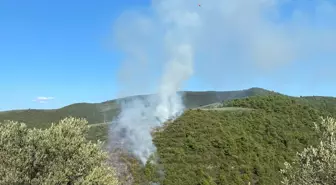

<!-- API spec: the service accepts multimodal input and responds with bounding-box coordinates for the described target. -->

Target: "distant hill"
[182,87,277,108]
[0,87,274,128]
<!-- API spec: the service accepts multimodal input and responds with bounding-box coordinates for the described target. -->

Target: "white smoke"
[110,0,336,164]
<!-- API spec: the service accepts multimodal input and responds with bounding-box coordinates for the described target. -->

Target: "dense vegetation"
[0,117,118,184]
[281,117,336,184]
[2,88,336,185]
[301,96,336,117]
[133,94,336,185]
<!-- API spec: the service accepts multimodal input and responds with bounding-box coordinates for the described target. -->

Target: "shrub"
[281,117,336,185]
[0,117,118,185]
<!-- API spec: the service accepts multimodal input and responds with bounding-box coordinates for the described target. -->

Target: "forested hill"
[1,88,336,184]
[0,87,274,128]
[133,94,336,185]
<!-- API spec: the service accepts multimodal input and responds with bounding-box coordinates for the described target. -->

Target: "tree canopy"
[0,117,118,185]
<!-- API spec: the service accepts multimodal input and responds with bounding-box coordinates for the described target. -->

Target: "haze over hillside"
[1,0,336,184]
[1,87,336,184]
[109,92,336,185]
[0,87,273,127]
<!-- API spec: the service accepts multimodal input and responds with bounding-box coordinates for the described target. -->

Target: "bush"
[0,117,118,185]
[281,117,336,185]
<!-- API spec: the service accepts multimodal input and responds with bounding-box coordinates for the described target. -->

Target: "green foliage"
[141,94,336,185]
[281,117,336,185]
[87,123,110,142]
[2,89,336,185]
[0,117,118,185]
[301,96,336,117]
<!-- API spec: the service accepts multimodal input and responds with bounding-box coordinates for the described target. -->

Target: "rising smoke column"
[111,45,194,164]
[110,0,336,164]
[110,0,200,165]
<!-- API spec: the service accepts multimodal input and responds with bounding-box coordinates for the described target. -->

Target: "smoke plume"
[110,0,336,164]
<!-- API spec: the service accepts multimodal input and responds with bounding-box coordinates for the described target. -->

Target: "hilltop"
[0,87,274,128]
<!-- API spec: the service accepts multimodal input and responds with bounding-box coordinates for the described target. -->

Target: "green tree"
[0,117,118,185]
[281,117,336,185]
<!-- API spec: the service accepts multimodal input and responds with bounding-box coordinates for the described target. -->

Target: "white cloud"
[33,96,54,103]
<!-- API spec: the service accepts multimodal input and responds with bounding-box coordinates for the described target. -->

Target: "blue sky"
[1,0,336,111]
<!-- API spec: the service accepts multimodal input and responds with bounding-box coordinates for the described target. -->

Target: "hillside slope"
[0,103,119,128]
[0,88,273,128]
[2,88,336,184]
[132,94,336,185]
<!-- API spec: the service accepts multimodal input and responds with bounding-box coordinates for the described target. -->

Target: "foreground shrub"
[0,117,118,185]
[281,117,336,185]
